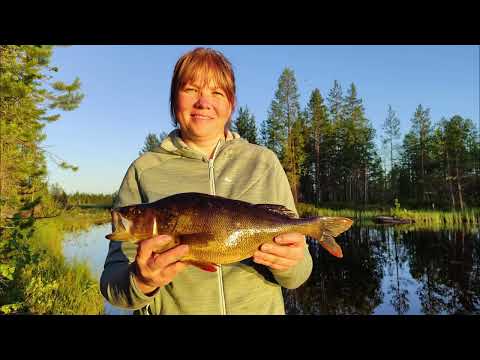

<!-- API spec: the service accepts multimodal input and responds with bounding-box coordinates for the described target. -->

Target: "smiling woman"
[175,80,233,155]
[100,47,313,315]
[170,48,236,158]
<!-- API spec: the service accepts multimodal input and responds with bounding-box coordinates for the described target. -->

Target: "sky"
[44,45,479,194]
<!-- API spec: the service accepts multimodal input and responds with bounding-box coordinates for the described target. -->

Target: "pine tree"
[441,115,477,209]
[327,80,343,123]
[343,83,363,120]
[284,112,308,203]
[329,82,371,203]
[1,45,83,221]
[264,68,300,162]
[259,119,268,147]
[305,88,329,204]
[265,68,302,202]
[399,131,418,202]
[325,80,345,201]
[382,105,401,199]
[0,45,84,311]
[232,106,257,144]
[410,104,432,203]
[139,132,164,155]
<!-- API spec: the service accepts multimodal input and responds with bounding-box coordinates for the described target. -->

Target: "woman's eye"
[185,88,197,93]
[214,91,225,96]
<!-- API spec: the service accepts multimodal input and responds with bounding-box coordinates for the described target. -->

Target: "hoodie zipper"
[208,141,227,315]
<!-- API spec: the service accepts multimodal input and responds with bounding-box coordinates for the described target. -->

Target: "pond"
[63,223,132,315]
[62,223,480,315]
[285,226,480,314]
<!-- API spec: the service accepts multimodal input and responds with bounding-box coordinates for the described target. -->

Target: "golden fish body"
[106,192,353,271]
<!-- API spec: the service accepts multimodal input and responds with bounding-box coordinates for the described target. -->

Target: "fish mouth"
[105,210,131,241]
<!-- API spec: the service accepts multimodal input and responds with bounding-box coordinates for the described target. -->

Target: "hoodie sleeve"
[263,152,313,290]
[100,163,160,310]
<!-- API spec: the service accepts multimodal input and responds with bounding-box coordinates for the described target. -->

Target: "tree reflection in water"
[283,225,480,315]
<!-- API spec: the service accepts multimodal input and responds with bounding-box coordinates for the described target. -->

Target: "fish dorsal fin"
[254,204,297,219]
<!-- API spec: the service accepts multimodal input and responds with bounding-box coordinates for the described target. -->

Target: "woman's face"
[175,77,233,142]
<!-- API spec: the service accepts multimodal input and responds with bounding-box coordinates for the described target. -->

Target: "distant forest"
[142,69,479,210]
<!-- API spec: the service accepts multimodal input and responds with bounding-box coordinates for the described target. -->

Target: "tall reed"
[12,208,110,314]
[298,203,480,231]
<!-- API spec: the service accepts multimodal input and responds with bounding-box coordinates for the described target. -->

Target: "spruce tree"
[0,45,84,312]
[327,80,343,123]
[305,88,329,204]
[232,106,257,144]
[382,105,401,199]
[410,104,432,203]
[265,68,302,202]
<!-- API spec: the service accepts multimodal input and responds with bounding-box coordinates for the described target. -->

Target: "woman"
[100,47,313,315]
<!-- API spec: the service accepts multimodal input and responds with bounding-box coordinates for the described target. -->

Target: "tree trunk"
[420,142,425,202]
[390,137,394,200]
[364,165,368,206]
[446,151,456,210]
[315,133,320,204]
[455,158,464,210]
[349,174,352,202]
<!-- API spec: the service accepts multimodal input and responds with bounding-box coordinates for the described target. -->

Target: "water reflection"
[284,226,480,315]
[63,223,479,315]
[63,223,132,315]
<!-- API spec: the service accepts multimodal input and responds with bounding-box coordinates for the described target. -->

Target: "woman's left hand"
[253,232,306,271]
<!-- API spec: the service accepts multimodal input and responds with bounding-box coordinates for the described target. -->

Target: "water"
[62,223,480,315]
[284,226,480,314]
[62,223,132,315]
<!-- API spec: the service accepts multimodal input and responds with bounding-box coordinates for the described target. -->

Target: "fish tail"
[304,217,353,258]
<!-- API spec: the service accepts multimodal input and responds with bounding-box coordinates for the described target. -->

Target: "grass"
[298,202,480,232]
[18,252,105,315]
[4,207,110,315]
[32,207,110,256]
[390,207,479,228]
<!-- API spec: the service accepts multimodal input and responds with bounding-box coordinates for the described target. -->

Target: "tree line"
[143,68,479,210]
[48,183,115,208]
[258,69,479,210]
[1,45,84,310]
[1,45,85,221]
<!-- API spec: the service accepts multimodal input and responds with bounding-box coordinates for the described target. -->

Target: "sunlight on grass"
[298,203,480,232]
[13,208,110,315]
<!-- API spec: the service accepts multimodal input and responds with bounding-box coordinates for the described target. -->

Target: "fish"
[106,192,353,272]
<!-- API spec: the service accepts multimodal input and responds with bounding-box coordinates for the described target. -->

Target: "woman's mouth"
[191,113,213,120]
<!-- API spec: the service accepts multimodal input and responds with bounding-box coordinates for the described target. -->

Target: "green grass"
[18,252,104,315]
[390,207,479,228]
[298,203,378,218]
[298,203,480,232]
[32,207,110,256]
[4,208,110,315]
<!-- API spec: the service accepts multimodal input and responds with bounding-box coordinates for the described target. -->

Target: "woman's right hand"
[132,235,190,295]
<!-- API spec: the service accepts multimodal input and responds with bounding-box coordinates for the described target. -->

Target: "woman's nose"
[194,94,212,109]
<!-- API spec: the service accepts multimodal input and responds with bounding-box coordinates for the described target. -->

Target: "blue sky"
[44,45,479,194]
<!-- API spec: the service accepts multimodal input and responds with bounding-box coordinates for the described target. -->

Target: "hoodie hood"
[153,129,244,160]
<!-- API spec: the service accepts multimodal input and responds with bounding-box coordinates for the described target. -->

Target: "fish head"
[105,204,156,242]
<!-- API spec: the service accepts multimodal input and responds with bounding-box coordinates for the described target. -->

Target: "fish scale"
[106,192,354,271]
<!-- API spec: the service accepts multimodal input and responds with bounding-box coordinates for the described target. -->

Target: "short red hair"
[169,47,236,127]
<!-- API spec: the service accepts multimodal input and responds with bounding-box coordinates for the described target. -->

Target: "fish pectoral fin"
[254,204,297,218]
[178,233,214,247]
[183,260,218,272]
[319,233,343,258]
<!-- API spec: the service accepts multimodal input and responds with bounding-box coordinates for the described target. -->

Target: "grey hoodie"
[100,130,313,314]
